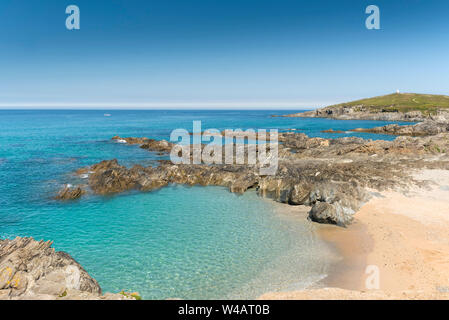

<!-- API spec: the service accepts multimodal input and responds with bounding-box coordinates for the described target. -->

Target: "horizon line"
[0,101,329,110]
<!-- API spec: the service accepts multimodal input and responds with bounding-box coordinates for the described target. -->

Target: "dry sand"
[260,169,449,300]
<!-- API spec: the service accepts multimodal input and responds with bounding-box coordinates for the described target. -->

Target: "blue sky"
[0,0,449,109]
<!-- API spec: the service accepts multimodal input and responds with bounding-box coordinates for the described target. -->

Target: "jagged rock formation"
[112,136,173,153]
[282,106,432,122]
[350,120,449,136]
[54,185,86,200]
[0,237,138,300]
[56,133,449,226]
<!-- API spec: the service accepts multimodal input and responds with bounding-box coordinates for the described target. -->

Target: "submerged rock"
[321,129,345,134]
[112,136,149,145]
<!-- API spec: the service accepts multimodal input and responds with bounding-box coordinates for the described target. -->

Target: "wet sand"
[260,169,449,300]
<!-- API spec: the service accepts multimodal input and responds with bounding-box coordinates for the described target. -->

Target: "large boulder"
[0,237,100,299]
[0,237,139,300]
[309,202,338,225]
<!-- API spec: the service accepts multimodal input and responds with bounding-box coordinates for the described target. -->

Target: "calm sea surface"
[0,110,404,299]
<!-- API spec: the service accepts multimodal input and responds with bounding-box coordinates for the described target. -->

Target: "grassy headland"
[329,93,449,115]
[280,92,449,121]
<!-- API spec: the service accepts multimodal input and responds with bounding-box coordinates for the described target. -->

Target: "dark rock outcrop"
[350,120,449,137]
[56,133,449,226]
[55,185,86,200]
[112,136,150,145]
[321,129,345,134]
[309,202,338,225]
[113,136,173,152]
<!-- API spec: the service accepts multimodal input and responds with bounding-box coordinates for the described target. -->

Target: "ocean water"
[0,110,407,299]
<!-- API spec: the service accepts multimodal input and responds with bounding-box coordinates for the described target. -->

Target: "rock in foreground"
[0,237,137,300]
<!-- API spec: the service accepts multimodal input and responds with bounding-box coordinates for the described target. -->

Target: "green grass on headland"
[329,93,449,115]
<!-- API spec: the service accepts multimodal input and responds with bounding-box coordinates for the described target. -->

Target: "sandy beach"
[261,169,449,300]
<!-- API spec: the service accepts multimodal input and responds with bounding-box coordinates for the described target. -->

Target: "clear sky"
[1,0,449,109]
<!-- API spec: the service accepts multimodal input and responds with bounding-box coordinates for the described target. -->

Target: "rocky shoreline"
[279,99,449,123]
[0,237,140,300]
[282,94,449,137]
[27,111,449,300]
[320,121,449,137]
[349,120,449,136]
[57,132,449,227]
[280,107,449,122]
[6,116,449,300]
[262,169,449,300]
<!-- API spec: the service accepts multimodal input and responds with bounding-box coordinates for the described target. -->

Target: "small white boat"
[104,113,111,117]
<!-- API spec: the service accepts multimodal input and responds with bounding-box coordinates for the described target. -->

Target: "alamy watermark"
[169,121,279,175]
[365,5,380,30]
[66,5,80,30]
[365,265,380,290]
[65,4,380,31]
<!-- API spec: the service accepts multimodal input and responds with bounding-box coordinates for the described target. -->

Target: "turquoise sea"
[0,110,405,299]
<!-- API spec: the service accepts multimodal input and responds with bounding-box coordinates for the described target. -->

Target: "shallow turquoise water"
[0,110,408,299]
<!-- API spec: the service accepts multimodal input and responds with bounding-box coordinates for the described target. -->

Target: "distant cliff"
[280,93,449,122]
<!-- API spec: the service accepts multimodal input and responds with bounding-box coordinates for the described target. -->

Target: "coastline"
[4,111,449,299]
[277,93,449,124]
[57,131,449,299]
[261,169,449,299]
[316,219,371,291]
